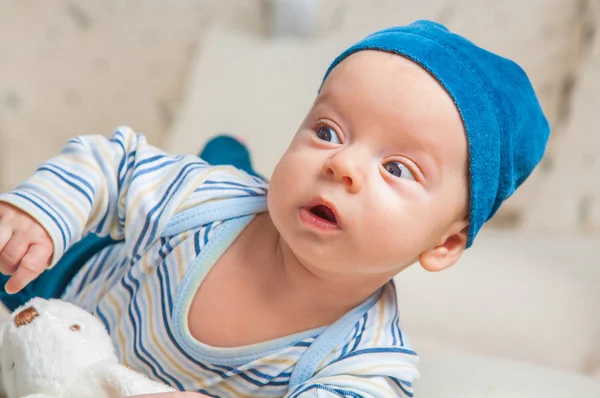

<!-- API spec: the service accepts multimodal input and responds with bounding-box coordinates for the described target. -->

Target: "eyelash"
[314,119,342,139]
[313,119,423,182]
[384,158,422,183]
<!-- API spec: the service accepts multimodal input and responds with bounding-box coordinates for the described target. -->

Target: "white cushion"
[416,349,600,397]
[395,229,600,376]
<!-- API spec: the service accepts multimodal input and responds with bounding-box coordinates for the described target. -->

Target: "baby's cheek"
[375,207,431,251]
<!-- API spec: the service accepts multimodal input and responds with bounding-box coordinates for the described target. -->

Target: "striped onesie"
[0,126,419,397]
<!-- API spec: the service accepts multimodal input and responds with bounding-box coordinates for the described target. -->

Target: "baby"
[0,20,549,397]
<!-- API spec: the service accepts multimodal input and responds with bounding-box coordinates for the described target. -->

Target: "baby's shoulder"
[176,165,268,209]
[309,282,418,382]
[151,166,269,248]
[354,282,409,348]
[322,282,413,360]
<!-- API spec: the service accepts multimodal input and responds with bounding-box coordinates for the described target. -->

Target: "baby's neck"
[242,213,388,322]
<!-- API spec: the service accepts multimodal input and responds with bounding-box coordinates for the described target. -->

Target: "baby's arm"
[0,126,212,292]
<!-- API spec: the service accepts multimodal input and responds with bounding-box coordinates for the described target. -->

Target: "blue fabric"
[199,135,264,180]
[322,20,551,246]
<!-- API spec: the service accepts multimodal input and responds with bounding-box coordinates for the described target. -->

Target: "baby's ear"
[419,222,469,272]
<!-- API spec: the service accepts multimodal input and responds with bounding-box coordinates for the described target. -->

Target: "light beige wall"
[0,0,266,191]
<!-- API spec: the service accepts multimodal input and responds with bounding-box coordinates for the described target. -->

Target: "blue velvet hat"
[322,20,551,247]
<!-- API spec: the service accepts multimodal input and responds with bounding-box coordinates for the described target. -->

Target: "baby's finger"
[0,227,12,253]
[20,243,52,274]
[4,244,51,294]
[0,237,28,276]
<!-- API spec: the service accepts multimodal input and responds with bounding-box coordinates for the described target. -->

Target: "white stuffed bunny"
[0,298,175,398]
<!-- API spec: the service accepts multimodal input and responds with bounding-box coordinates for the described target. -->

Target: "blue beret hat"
[322,20,551,247]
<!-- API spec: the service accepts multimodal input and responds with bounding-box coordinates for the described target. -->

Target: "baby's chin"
[292,241,417,279]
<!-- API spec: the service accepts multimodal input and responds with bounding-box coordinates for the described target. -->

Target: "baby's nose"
[14,306,39,328]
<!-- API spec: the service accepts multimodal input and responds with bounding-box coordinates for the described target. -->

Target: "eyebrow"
[313,86,354,109]
[398,127,449,184]
[312,91,336,110]
[408,148,441,183]
[309,92,348,127]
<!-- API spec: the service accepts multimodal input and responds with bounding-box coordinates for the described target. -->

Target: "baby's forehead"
[323,50,428,87]
[321,51,459,112]
[318,52,463,133]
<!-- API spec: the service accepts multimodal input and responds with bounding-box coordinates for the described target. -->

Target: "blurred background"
[1,0,600,394]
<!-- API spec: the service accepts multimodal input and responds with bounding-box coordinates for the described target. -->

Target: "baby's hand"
[0,202,53,294]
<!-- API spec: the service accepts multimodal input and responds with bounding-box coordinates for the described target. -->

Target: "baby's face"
[268,50,469,279]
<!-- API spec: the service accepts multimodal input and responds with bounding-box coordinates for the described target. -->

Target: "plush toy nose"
[14,306,39,328]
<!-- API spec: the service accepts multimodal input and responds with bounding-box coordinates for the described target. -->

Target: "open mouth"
[309,204,337,224]
[300,198,342,231]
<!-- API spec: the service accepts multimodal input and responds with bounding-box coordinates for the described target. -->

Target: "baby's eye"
[315,126,342,145]
[383,161,415,181]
